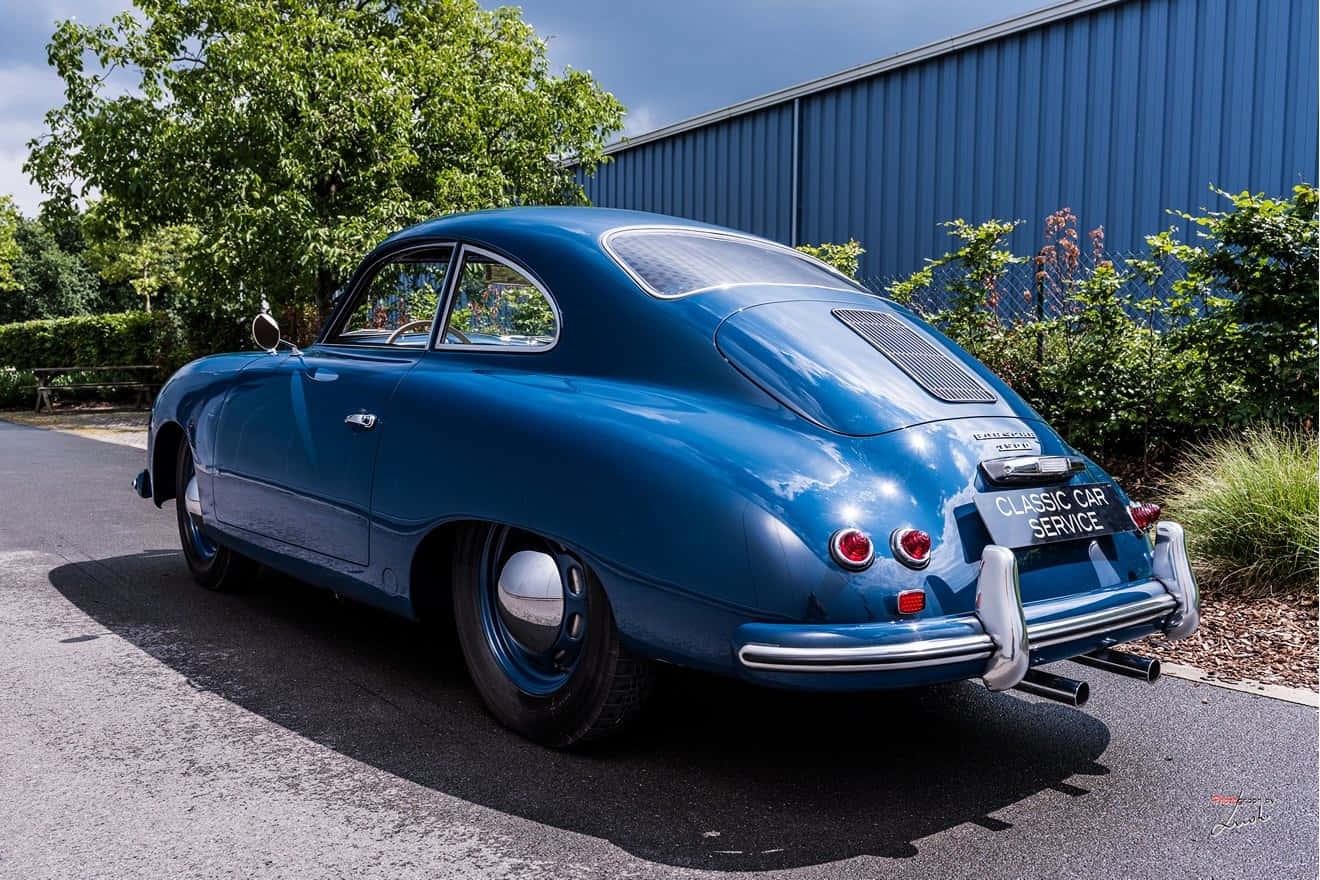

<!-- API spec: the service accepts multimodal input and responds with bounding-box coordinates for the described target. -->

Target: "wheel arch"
[407,518,485,624]
[152,420,186,507]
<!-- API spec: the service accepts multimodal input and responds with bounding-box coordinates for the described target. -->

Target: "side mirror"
[252,313,282,352]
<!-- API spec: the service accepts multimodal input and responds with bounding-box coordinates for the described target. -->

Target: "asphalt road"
[0,419,1315,879]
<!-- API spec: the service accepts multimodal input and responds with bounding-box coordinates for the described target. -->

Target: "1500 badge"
[974,483,1135,548]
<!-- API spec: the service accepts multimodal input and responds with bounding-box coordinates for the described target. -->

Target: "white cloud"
[0,122,46,218]
[0,64,68,216]
[622,104,658,138]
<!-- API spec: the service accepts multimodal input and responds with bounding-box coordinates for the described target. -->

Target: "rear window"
[603,228,862,298]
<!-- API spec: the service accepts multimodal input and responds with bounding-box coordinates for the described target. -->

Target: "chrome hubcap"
[479,527,590,695]
[496,550,564,654]
[185,475,203,518]
[181,472,217,560]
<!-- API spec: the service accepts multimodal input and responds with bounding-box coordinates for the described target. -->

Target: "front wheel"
[451,524,653,746]
[174,435,255,591]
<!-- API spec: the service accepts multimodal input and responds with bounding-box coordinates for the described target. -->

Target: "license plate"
[973,482,1135,549]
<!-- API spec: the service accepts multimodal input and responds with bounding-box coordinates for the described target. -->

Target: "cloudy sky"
[1,0,1043,216]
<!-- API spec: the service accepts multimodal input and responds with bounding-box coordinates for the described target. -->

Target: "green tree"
[0,217,100,324]
[83,203,201,313]
[0,196,20,293]
[27,0,624,320]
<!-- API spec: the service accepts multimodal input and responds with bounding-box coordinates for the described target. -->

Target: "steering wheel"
[444,327,471,344]
[385,319,432,345]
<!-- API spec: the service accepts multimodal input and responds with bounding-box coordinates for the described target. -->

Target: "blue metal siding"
[578,104,795,243]
[577,0,1318,281]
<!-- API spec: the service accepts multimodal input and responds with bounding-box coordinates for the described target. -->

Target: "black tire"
[451,524,653,747]
[174,435,256,591]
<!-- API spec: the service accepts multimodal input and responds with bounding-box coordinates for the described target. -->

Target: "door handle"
[344,413,377,430]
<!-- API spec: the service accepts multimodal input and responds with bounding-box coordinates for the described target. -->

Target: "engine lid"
[715,298,1036,436]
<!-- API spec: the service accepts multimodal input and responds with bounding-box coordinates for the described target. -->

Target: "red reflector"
[1129,502,1162,530]
[897,589,925,614]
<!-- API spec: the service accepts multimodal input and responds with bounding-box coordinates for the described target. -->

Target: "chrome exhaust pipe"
[1013,669,1090,707]
[1071,648,1161,683]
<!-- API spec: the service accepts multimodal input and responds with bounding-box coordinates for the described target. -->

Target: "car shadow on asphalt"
[48,551,1112,872]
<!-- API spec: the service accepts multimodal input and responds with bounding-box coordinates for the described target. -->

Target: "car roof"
[381,206,732,250]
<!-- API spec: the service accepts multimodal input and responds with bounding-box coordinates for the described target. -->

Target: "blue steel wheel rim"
[181,457,218,561]
[478,526,589,696]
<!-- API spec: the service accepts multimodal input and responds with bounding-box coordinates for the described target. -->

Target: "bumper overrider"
[734,522,1199,691]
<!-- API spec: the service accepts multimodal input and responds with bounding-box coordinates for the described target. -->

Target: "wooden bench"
[32,365,162,413]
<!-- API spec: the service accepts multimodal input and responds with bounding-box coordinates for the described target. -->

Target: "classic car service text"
[974,483,1133,548]
[995,486,1112,539]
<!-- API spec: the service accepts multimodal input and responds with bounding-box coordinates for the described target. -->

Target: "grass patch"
[1166,426,1318,597]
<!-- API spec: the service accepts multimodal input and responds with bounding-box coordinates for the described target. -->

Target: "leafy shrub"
[796,240,865,279]
[1166,427,1318,596]
[885,186,1318,465]
[0,311,188,373]
[0,367,37,408]
[1134,186,1319,426]
[174,293,255,357]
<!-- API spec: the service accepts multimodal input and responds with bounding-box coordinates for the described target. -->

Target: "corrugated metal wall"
[576,0,1318,282]
[581,103,796,244]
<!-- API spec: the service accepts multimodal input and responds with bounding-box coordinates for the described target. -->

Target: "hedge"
[0,311,189,373]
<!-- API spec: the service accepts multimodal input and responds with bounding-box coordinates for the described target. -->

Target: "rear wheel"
[451,524,653,746]
[174,435,255,591]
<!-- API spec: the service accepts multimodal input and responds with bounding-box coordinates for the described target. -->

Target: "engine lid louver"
[832,308,996,404]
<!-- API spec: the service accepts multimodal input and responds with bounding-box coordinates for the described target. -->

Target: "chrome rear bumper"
[1152,521,1199,639]
[735,521,1200,689]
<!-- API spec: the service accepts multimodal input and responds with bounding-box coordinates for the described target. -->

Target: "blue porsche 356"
[133,207,1199,745]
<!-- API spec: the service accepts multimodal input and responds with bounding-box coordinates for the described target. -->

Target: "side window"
[334,251,452,346]
[440,252,558,348]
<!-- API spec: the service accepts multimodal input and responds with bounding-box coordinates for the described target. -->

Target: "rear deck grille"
[832,309,996,404]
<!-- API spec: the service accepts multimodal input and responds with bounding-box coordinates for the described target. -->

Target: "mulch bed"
[1094,454,1317,692]
[1131,593,1318,691]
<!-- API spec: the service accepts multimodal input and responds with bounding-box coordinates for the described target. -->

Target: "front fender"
[148,352,264,505]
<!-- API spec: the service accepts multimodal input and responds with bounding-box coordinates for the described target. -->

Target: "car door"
[212,244,454,565]
[368,243,563,535]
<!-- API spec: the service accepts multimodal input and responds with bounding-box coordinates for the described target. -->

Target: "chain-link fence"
[861,249,1190,332]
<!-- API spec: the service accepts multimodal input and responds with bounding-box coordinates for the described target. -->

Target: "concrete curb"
[1158,661,1319,707]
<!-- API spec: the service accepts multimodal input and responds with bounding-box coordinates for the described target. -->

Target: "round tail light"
[1129,502,1162,531]
[830,528,875,570]
[891,528,932,569]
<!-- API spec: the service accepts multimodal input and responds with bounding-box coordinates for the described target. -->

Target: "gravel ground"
[0,408,149,449]
[1134,594,1319,691]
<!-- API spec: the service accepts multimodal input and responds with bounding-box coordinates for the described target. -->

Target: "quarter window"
[440,252,558,348]
[335,251,452,346]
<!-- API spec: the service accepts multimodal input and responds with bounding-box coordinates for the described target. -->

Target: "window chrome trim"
[429,243,562,354]
[324,241,458,348]
[599,224,868,300]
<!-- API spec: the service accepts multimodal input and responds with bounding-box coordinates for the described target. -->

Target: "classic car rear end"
[609,226,1200,704]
